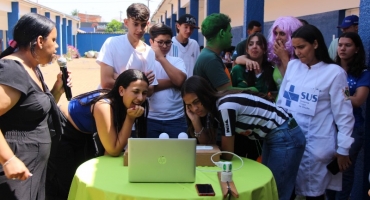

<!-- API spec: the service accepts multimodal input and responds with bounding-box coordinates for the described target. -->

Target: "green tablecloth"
[68,155,278,200]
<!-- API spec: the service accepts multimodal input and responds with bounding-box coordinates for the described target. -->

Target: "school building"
[0,0,79,55]
[151,0,360,47]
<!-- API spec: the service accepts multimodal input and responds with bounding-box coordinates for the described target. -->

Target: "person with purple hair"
[235,16,302,91]
[267,16,302,90]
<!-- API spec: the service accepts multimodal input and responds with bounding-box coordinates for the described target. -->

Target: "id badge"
[280,84,319,116]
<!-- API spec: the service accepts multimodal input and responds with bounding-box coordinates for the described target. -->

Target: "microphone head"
[57,56,67,67]
[178,132,188,139]
[159,133,169,139]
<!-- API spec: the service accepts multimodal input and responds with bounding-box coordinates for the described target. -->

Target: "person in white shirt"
[168,14,200,78]
[97,3,157,92]
[277,24,354,200]
[147,23,188,138]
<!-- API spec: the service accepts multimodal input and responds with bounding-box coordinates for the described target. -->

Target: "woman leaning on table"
[0,13,70,200]
[276,25,354,200]
[181,75,306,200]
[46,69,149,199]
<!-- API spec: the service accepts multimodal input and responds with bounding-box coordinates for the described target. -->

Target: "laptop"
[128,138,196,183]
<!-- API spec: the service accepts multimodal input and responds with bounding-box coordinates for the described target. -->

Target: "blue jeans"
[146,117,188,138]
[326,126,364,200]
[262,118,306,200]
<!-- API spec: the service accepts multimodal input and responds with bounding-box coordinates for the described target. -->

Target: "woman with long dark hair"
[181,76,305,200]
[231,32,276,94]
[277,25,355,199]
[0,13,67,199]
[46,69,149,199]
[326,32,370,199]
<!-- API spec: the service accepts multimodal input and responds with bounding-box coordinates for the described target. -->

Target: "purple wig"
[267,16,302,66]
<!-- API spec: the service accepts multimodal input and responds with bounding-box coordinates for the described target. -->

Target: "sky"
[32,0,162,22]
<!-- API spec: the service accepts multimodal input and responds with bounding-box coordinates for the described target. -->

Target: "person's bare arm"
[273,40,290,77]
[0,84,32,180]
[94,101,143,156]
[350,86,369,108]
[221,136,235,160]
[235,55,260,71]
[185,106,214,144]
[156,57,186,88]
[154,79,174,92]
[100,62,118,89]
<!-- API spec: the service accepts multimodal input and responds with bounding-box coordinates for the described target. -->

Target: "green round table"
[68,155,278,200]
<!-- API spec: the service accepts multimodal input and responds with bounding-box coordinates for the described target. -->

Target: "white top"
[96,34,158,85]
[168,36,200,78]
[148,56,187,120]
[277,59,354,196]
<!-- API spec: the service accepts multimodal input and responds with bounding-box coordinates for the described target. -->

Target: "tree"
[71,9,79,16]
[105,19,125,33]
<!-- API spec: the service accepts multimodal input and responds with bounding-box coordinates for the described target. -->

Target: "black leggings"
[46,113,103,199]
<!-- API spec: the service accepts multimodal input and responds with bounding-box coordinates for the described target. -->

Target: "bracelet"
[3,155,16,167]
[194,127,204,138]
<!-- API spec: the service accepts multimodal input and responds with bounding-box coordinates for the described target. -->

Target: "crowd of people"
[0,2,367,200]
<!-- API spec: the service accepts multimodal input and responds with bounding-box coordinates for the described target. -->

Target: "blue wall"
[231,26,244,46]
[196,10,343,48]
[0,30,3,51]
[77,33,122,55]
[263,10,343,48]
[77,33,151,56]
[198,32,204,47]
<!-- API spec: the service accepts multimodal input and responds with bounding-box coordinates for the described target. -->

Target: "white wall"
[0,0,11,13]
[0,11,8,30]
[19,3,32,16]
[220,0,243,27]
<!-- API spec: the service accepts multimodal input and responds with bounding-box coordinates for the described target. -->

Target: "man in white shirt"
[147,23,188,138]
[97,3,157,92]
[168,14,200,78]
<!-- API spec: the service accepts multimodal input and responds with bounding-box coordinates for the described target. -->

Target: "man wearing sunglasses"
[147,23,188,138]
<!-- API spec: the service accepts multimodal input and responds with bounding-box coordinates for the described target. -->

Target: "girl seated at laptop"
[181,75,305,200]
[46,69,149,199]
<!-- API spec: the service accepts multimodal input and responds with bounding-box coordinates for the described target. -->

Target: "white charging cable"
[196,151,244,181]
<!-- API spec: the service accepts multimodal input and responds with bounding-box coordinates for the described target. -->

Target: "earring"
[40,46,43,50]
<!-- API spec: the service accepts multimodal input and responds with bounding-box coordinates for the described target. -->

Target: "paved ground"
[40,57,100,106]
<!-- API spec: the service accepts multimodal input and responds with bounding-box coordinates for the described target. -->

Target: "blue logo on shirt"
[283,85,299,107]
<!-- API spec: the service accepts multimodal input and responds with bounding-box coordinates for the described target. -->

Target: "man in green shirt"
[193,13,234,91]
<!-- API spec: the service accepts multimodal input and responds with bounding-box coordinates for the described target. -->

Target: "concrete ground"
[40,57,100,106]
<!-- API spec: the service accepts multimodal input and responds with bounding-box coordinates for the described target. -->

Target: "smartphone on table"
[195,184,215,196]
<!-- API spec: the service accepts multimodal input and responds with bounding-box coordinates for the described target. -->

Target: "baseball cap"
[176,14,199,29]
[337,15,359,28]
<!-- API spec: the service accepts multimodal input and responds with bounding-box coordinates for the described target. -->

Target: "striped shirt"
[216,93,290,139]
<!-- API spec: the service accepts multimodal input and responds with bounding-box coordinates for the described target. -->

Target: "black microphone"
[57,57,72,101]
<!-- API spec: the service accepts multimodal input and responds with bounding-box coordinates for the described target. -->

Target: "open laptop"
[128,138,196,183]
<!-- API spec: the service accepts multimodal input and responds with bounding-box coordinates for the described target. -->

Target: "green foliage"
[71,9,79,16]
[105,19,125,33]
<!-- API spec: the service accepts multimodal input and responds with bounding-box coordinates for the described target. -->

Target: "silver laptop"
[128,138,196,183]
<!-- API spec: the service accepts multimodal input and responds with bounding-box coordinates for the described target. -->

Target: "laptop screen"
[128,138,196,183]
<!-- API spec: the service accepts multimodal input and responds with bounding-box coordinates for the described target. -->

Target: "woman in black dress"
[0,13,69,199]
